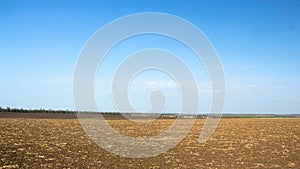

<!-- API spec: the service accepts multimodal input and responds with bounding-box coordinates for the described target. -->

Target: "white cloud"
[145,81,177,89]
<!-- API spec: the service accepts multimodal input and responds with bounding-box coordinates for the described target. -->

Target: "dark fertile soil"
[0,113,299,168]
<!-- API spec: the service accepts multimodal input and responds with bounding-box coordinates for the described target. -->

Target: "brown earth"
[0,114,299,168]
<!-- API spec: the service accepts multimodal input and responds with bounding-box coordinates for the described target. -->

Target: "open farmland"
[0,114,299,168]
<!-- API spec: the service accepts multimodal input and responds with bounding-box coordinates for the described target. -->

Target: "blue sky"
[0,0,300,113]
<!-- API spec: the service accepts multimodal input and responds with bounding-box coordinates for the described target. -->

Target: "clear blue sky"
[0,0,299,113]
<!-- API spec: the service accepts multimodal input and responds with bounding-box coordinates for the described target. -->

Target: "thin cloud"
[145,81,177,89]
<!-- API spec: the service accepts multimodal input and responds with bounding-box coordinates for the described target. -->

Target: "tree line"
[0,107,123,115]
[0,107,77,114]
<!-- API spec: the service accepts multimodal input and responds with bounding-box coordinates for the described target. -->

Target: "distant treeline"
[0,107,299,118]
[0,107,77,114]
[0,107,120,115]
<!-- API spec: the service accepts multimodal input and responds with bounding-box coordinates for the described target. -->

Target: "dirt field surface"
[0,114,299,168]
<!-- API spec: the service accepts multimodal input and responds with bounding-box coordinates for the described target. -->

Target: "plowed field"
[0,114,299,168]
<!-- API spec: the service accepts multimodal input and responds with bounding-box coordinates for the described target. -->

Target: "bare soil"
[0,113,299,168]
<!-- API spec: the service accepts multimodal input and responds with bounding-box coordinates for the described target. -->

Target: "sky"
[0,0,300,113]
